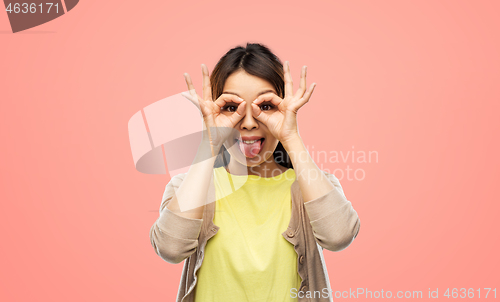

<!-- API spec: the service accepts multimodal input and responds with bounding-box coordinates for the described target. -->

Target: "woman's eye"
[260,104,274,111]
[223,104,238,112]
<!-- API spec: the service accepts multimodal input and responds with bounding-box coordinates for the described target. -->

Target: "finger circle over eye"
[253,93,281,106]
[214,94,244,108]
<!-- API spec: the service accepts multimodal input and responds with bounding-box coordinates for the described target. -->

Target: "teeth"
[238,139,260,144]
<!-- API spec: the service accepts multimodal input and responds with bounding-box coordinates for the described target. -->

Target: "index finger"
[213,93,245,109]
[253,92,283,108]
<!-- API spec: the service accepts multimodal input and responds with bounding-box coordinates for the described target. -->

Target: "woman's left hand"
[251,61,316,145]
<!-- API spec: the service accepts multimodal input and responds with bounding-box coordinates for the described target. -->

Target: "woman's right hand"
[181,64,246,154]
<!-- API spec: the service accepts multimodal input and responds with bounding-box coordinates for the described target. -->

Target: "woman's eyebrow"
[223,90,276,97]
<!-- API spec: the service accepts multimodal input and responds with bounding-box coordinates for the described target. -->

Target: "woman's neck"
[226,158,288,178]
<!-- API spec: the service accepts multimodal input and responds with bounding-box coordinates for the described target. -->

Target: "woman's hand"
[251,61,316,145]
[181,64,246,154]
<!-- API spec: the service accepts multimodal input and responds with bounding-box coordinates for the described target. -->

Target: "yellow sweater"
[194,167,302,301]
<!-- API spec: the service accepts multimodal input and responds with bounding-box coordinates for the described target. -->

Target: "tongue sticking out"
[238,139,263,158]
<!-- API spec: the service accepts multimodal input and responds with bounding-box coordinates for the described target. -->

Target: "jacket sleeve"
[303,171,360,252]
[149,173,203,264]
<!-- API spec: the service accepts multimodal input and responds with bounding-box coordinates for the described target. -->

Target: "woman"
[150,43,361,302]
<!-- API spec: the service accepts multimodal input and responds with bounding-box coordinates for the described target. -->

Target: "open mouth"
[234,138,265,158]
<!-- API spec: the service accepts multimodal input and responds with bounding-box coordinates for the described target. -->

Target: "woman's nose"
[240,105,258,130]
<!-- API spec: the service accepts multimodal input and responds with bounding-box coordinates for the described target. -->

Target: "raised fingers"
[201,64,213,101]
[181,73,200,109]
[181,91,200,111]
[294,65,307,99]
[294,83,317,110]
[284,61,294,98]
[183,73,198,97]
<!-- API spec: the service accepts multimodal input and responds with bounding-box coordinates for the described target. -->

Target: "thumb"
[251,103,267,124]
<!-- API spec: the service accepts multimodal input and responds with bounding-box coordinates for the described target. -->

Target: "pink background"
[1,0,499,301]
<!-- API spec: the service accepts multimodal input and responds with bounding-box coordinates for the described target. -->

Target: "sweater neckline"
[219,166,295,182]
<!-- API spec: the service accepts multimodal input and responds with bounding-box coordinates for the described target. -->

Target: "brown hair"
[210,43,293,169]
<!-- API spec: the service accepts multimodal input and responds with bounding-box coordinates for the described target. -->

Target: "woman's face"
[221,69,280,167]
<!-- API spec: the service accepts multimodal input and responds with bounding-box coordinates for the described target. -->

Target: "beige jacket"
[149,170,361,302]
